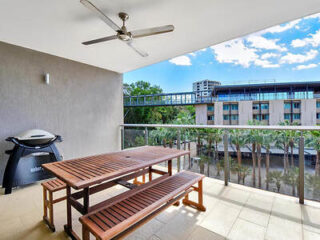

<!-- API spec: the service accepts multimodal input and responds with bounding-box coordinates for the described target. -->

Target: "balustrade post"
[299,131,304,204]
[121,126,124,150]
[177,129,181,172]
[223,130,229,186]
[144,127,148,145]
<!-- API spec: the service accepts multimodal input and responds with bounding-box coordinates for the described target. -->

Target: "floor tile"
[228,218,266,240]
[265,215,302,240]
[187,226,225,240]
[199,202,240,236]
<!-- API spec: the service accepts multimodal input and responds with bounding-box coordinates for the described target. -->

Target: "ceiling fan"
[80,0,174,57]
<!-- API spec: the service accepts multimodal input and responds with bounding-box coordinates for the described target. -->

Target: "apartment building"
[193,80,221,98]
[195,81,320,125]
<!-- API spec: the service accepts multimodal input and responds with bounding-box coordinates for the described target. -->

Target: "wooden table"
[42,146,190,240]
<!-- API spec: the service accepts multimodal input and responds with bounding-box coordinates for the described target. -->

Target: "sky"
[124,13,320,93]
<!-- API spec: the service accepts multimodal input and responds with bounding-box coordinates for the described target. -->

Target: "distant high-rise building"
[193,80,221,97]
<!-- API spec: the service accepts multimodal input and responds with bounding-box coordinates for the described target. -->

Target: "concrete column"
[195,105,207,125]
[239,101,252,125]
[301,99,316,125]
[269,100,284,125]
[214,102,223,125]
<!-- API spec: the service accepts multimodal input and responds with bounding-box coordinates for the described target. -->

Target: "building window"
[284,103,291,109]
[293,102,300,109]
[231,115,239,120]
[262,114,269,120]
[317,102,320,108]
[223,115,229,120]
[208,115,214,121]
[261,104,269,110]
[253,104,259,110]
[207,105,214,111]
[293,113,301,120]
[284,113,291,120]
[231,104,238,110]
[253,114,260,120]
[317,113,320,119]
[223,105,229,111]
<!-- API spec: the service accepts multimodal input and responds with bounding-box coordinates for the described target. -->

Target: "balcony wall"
[0,41,123,184]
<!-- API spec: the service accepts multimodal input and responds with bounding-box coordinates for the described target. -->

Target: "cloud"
[303,13,320,20]
[247,36,287,51]
[254,59,280,68]
[291,30,320,48]
[261,53,280,59]
[259,20,301,34]
[189,48,207,57]
[211,39,258,68]
[280,49,318,64]
[169,55,192,66]
[293,63,318,70]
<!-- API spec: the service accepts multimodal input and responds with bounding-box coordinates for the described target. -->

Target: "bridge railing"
[120,123,320,204]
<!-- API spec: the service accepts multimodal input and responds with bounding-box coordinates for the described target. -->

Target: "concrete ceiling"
[1,0,320,73]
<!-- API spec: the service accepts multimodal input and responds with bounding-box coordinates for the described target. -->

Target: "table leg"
[168,159,172,176]
[83,187,89,213]
[64,186,80,240]
[149,166,152,182]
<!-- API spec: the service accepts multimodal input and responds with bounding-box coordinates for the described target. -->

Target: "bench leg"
[48,191,55,230]
[82,225,90,240]
[42,187,56,232]
[182,179,206,212]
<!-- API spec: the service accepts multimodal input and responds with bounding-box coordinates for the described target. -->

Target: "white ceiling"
[1,0,320,73]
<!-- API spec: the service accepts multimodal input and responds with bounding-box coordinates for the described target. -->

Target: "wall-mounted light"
[45,73,50,85]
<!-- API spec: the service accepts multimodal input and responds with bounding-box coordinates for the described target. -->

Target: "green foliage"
[266,171,283,192]
[305,174,320,198]
[134,135,145,146]
[124,81,195,124]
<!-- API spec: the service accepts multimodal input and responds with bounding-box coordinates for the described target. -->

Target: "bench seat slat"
[80,171,204,240]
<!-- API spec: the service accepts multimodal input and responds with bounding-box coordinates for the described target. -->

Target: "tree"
[305,174,320,199]
[306,131,320,176]
[230,129,246,183]
[124,81,193,124]
[283,167,299,196]
[267,171,283,193]
[262,130,274,190]
[274,121,291,174]
[212,129,223,162]
[245,120,261,187]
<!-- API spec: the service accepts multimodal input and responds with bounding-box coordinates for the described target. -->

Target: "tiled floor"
[1,175,320,240]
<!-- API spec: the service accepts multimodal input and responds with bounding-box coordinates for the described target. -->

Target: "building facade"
[195,81,320,126]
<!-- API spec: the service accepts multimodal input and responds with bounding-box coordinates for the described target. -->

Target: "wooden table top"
[42,146,189,189]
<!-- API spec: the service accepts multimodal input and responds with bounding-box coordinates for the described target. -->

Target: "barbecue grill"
[2,129,62,194]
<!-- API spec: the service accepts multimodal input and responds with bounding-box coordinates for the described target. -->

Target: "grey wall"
[0,41,123,184]
[269,100,284,125]
[239,101,252,125]
[214,102,223,125]
[301,99,316,125]
[195,105,207,124]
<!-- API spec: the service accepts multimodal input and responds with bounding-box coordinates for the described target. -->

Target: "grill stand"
[2,137,62,194]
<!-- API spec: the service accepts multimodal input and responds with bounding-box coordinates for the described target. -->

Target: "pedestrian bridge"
[124,91,214,107]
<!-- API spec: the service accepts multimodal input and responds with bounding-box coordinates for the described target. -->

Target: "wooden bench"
[79,171,205,240]
[41,178,67,231]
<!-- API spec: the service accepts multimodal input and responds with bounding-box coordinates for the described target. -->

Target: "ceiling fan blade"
[126,41,148,57]
[130,25,174,38]
[80,0,120,31]
[82,35,117,45]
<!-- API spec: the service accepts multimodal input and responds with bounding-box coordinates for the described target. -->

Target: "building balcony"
[1,164,320,240]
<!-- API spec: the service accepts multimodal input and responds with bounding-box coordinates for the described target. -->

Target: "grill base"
[2,144,62,194]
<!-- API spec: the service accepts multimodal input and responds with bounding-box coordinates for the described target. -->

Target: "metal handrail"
[121,123,320,131]
[120,123,320,204]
